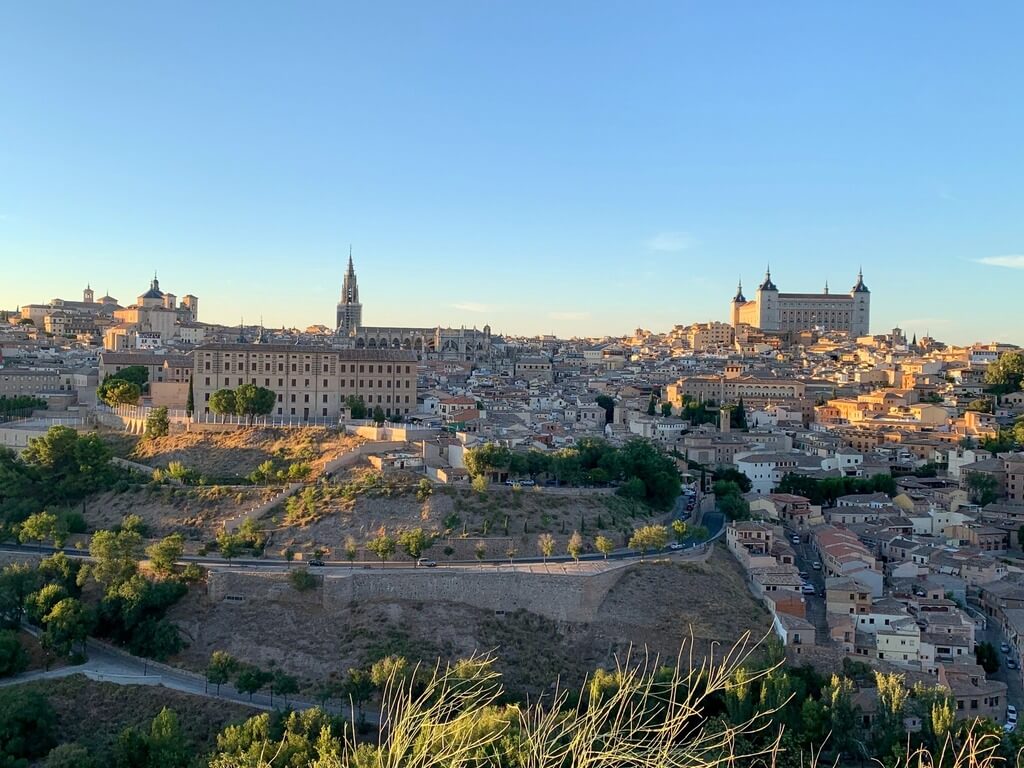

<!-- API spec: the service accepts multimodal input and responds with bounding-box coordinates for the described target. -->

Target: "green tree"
[0,629,27,677]
[966,473,999,506]
[397,528,434,564]
[185,377,195,417]
[871,672,909,756]
[715,468,752,493]
[216,531,244,564]
[0,688,57,763]
[372,406,386,424]
[26,583,67,626]
[719,494,751,521]
[975,640,999,673]
[100,378,142,407]
[41,597,93,657]
[965,398,993,413]
[89,527,143,587]
[370,654,409,690]
[343,668,374,719]
[233,383,276,424]
[344,535,358,565]
[671,519,688,543]
[567,531,583,562]
[271,671,300,706]
[19,510,59,549]
[629,524,669,558]
[345,395,367,419]
[660,402,672,417]
[366,533,396,567]
[144,406,170,439]
[288,568,317,591]
[44,742,96,768]
[646,395,656,416]
[235,664,271,701]
[146,708,190,768]
[0,564,38,628]
[208,389,237,417]
[594,534,614,559]
[206,651,237,694]
[471,474,489,495]
[416,478,433,502]
[145,534,184,577]
[985,351,1024,394]
[595,394,615,424]
[537,533,555,563]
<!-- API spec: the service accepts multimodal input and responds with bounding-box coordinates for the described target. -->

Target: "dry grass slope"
[16,674,252,756]
[167,547,770,698]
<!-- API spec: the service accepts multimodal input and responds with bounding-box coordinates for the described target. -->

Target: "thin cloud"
[977,255,1024,269]
[646,231,693,252]
[452,302,489,313]
[549,311,591,321]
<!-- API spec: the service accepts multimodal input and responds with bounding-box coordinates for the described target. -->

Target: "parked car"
[417,558,437,568]
[799,571,809,580]
[1006,705,1018,733]
[812,562,821,570]
[801,584,816,595]
[791,535,801,545]
[308,559,325,567]
[1001,643,1011,653]
[1008,659,1018,670]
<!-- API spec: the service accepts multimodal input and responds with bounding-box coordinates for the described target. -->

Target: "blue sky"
[1,2,1021,342]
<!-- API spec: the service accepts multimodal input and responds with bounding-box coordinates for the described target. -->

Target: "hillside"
[120,426,362,479]
[268,470,664,559]
[9,675,252,758]
[167,547,769,697]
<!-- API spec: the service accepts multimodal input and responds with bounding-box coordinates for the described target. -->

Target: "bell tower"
[336,247,363,336]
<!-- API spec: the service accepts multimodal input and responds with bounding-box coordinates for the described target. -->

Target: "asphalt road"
[0,628,373,722]
[977,616,1024,712]
[0,501,727,573]
[789,530,829,641]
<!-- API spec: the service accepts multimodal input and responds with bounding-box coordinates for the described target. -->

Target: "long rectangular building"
[192,343,418,421]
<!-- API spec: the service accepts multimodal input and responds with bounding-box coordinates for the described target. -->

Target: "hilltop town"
[2,261,1024,764]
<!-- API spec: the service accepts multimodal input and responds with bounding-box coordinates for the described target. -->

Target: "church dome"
[140,274,164,300]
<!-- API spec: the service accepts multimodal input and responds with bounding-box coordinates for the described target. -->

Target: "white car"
[801,584,815,595]
[1006,705,1017,733]
[812,562,821,570]
[1001,643,1011,653]
[668,543,684,551]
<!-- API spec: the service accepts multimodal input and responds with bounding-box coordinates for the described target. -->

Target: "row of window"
[205,360,412,375]
[203,377,413,389]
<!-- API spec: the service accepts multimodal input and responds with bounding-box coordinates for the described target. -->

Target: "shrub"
[288,569,318,592]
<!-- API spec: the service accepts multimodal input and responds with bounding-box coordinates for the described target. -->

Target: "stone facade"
[193,343,419,421]
[730,267,870,336]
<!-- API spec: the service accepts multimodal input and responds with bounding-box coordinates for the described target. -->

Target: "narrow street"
[790,532,829,642]
[977,617,1024,712]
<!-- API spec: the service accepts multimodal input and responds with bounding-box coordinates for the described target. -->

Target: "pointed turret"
[851,267,869,293]
[732,278,746,303]
[758,264,777,291]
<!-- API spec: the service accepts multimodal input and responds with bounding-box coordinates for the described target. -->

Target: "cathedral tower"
[336,248,363,336]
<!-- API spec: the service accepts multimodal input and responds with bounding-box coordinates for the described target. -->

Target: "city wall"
[207,566,629,624]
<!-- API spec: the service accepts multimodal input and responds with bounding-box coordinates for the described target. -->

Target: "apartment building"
[192,343,418,420]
